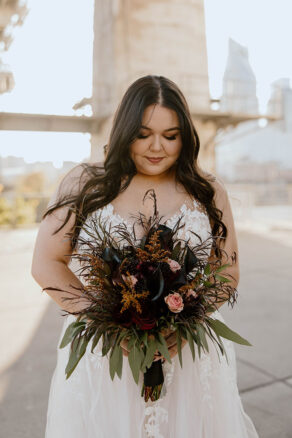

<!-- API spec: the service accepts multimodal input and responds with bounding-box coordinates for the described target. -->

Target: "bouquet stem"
[141,359,164,402]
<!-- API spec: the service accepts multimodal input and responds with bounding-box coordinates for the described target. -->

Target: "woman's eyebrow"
[140,125,181,132]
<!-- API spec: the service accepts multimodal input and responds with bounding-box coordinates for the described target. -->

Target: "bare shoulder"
[199,169,227,195]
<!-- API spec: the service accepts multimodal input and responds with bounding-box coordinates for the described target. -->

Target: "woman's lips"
[145,157,164,164]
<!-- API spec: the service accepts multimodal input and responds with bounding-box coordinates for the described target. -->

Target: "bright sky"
[0,0,291,165]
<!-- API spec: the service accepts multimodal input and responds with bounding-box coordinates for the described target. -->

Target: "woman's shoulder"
[199,169,227,194]
[198,169,229,210]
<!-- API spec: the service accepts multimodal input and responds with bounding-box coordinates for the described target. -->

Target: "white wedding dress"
[45,199,259,438]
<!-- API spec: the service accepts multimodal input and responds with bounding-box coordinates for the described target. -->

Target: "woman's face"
[130,104,183,177]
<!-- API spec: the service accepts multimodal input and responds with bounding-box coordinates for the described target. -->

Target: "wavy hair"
[43,75,227,256]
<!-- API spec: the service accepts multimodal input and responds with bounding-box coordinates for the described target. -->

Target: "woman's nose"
[149,135,163,152]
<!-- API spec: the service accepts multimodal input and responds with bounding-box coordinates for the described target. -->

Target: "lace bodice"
[77,198,213,258]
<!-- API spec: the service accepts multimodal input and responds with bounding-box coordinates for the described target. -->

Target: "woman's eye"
[137,134,178,140]
[137,134,149,139]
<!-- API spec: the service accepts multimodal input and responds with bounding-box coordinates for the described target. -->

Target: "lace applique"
[79,199,213,257]
[143,404,168,438]
[165,202,212,252]
[198,352,214,411]
[142,359,174,437]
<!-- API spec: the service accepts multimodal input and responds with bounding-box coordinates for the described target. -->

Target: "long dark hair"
[44,75,227,256]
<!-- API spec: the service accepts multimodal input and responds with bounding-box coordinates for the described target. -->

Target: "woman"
[31,75,259,437]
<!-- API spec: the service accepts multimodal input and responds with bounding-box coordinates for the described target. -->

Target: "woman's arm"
[208,176,240,311]
[31,164,91,314]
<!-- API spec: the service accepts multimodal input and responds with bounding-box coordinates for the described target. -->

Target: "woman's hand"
[153,328,187,362]
[120,328,187,361]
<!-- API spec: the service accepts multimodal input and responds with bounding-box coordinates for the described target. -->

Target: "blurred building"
[216,39,292,184]
[220,38,259,114]
[0,0,276,175]
[0,155,76,193]
[0,0,28,94]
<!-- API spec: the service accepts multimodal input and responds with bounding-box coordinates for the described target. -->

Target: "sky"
[0,0,291,166]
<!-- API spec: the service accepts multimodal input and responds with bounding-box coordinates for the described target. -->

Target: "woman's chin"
[135,162,175,177]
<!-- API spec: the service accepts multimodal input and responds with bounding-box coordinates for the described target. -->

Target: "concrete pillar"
[90,0,212,167]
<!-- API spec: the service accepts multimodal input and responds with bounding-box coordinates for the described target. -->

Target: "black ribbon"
[144,359,164,387]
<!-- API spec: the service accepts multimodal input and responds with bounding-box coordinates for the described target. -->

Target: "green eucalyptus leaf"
[65,336,88,379]
[209,319,252,346]
[157,333,172,364]
[109,342,123,381]
[91,327,105,353]
[141,332,148,348]
[128,344,142,384]
[142,338,157,370]
[186,329,195,361]
[59,321,86,349]
[215,263,231,273]
[176,330,183,368]
[203,280,213,287]
[215,274,231,283]
[204,263,211,276]
[196,324,209,353]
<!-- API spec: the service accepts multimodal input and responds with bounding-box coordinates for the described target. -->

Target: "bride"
[31,75,259,437]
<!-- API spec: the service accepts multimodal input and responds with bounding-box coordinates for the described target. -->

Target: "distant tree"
[0,197,12,225]
[17,171,46,194]
[14,197,39,225]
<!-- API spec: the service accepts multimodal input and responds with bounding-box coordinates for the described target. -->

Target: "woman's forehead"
[141,104,180,130]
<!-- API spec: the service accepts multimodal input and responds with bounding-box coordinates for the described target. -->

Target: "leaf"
[109,342,123,380]
[215,263,231,273]
[128,343,143,384]
[91,327,104,353]
[59,321,86,349]
[142,338,157,371]
[116,346,123,378]
[157,333,172,364]
[203,280,213,287]
[65,336,88,379]
[176,329,183,368]
[215,274,231,283]
[171,241,181,259]
[204,324,222,359]
[141,332,148,348]
[184,247,198,274]
[140,236,147,250]
[204,263,211,276]
[208,319,252,346]
[102,332,116,356]
[196,324,209,353]
[186,329,195,361]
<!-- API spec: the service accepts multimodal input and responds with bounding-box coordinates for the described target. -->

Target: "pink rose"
[186,289,198,299]
[164,292,184,313]
[167,258,181,273]
[122,274,138,287]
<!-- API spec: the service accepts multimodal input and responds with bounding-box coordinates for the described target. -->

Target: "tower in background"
[91,0,212,167]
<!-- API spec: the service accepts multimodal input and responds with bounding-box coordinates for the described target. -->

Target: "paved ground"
[0,213,291,437]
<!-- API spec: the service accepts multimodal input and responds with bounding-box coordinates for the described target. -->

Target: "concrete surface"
[0,218,291,437]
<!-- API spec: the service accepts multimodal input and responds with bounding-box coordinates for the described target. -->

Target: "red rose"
[132,314,156,330]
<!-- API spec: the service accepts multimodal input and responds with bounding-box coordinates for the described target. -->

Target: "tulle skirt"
[45,311,259,438]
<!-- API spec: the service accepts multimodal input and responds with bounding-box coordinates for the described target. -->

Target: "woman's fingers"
[121,334,188,360]
[121,347,129,357]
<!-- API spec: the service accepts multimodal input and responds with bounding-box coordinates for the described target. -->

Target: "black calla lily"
[184,247,198,274]
[147,267,165,302]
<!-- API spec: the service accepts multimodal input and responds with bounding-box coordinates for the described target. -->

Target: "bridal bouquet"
[44,190,251,402]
